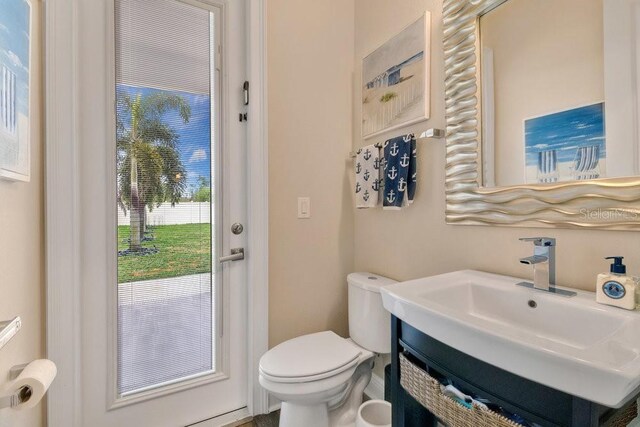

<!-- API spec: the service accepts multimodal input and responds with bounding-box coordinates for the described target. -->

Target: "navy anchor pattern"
[383,134,416,209]
[407,138,417,204]
[355,143,382,208]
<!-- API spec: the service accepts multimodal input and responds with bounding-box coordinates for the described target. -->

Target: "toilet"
[259,273,396,427]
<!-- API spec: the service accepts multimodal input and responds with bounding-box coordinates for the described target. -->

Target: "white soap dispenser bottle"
[596,256,637,310]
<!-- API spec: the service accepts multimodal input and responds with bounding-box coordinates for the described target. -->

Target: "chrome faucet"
[518,237,576,297]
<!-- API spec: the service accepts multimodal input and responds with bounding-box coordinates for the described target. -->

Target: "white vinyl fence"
[117,202,211,226]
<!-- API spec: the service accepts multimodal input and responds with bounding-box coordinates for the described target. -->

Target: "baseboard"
[188,407,251,427]
[364,373,385,401]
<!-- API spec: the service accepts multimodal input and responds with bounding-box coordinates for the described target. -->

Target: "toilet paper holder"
[9,363,29,381]
[0,363,32,410]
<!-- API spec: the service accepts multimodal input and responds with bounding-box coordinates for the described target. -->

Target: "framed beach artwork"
[525,103,606,184]
[0,0,32,182]
[362,12,431,139]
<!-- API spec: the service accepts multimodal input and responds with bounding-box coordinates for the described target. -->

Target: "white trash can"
[356,400,392,427]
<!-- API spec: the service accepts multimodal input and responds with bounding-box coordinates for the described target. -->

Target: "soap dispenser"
[596,257,638,310]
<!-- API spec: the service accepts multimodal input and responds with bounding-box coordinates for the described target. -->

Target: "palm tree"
[192,175,211,202]
[116,90,191,251]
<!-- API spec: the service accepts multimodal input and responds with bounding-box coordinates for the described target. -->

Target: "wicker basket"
[399,353,524,427]
[400,353,640,427]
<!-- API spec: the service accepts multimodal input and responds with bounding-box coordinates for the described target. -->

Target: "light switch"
[297,197,311,219]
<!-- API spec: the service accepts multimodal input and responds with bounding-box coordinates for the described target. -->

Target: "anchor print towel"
[383,134,417,210]
[407,136,417,204]
[355,144,382,208]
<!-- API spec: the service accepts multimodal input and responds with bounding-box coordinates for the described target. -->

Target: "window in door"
[114,0,219,396]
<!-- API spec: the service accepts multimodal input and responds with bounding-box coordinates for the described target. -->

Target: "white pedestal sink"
[380,270,640,407]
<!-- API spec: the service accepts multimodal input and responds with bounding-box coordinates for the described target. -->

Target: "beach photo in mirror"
[524,103,606,184]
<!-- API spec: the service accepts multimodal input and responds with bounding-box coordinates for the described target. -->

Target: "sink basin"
[380,270,640,407]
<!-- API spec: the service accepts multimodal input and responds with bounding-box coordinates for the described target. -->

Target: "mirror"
[479,0,622,187]
[443,0,640,229]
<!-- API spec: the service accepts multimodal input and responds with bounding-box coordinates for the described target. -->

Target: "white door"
[76,0,249,425]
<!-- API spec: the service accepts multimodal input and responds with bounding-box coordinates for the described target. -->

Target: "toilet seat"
[259,331,362,383]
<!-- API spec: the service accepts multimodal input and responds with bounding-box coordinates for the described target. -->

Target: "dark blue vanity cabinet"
[389,316,637,427]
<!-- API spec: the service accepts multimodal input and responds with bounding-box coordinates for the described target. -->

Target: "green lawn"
[118,223,212,283]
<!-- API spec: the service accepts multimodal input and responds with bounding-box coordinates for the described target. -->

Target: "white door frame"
[44,0,269,425]
[245,0,270,417]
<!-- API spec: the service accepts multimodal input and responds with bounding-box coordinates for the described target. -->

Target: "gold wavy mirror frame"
[443,0,640,229]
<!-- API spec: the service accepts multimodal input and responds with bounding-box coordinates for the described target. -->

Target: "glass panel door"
[114,0,219,396]
[60,0,248,423]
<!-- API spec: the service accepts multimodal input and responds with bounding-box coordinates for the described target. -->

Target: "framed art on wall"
[0,0,31,182]
[362,12,430,139]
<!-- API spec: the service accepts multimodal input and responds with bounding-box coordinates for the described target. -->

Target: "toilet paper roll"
[9,359,57,410]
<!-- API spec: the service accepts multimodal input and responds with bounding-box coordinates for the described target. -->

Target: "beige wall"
[353,0,640,380]
[0,2,45,426]
[481,0,604,186]
[265,0,639,355]
[354,0,640,293]
[268,0,355,347]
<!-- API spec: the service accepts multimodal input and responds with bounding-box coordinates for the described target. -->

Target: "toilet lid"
[259,331,362,382]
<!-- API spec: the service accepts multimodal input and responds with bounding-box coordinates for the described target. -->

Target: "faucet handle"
[519,237,556,247]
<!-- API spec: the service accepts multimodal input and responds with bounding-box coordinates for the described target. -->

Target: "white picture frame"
[0,0,32,182]
[361,12,431,140]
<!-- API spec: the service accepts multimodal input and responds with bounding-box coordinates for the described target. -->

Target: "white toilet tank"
[348,272,396,354]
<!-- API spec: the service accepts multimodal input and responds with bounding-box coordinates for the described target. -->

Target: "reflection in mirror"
[479,0,637,188]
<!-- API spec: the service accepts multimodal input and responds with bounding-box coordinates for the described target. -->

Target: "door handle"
[219,248,245,263]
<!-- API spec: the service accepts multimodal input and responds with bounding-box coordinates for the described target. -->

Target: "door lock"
[231,223,244,235]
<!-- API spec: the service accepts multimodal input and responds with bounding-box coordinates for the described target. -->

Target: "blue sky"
[0,0,30,117]
[525,103,605,166]
[117,84,212,193]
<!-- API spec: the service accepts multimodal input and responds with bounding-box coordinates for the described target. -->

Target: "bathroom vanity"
[381,271,640,427]
[389,317,638,426]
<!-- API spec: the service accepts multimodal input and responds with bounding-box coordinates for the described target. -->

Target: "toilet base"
[328,361,371,427]
[279,401,330,427]
[277,360,373,427]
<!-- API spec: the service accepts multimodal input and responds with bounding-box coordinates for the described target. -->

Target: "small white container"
[356,400,392,427]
